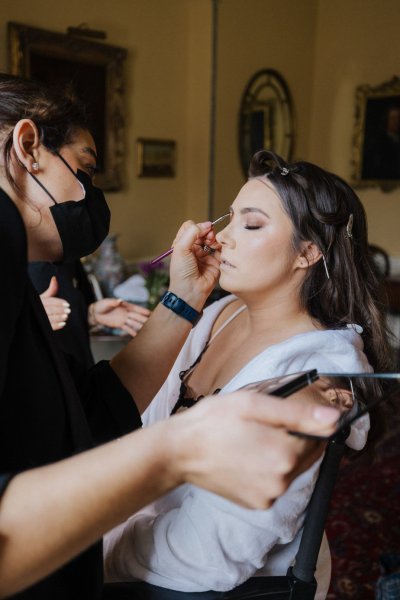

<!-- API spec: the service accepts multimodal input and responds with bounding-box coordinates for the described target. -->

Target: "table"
[90,333,130,362]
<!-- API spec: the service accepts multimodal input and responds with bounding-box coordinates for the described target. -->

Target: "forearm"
[0,422,179,598]
[0,388,339,597]
[110,288,205,413]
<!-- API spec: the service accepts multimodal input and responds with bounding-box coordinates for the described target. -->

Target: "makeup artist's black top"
[0,188,141,600]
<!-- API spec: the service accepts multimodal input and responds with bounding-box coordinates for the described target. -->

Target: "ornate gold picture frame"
[352,76,400,191]
[136,139,176,177]
[8,22,127,191]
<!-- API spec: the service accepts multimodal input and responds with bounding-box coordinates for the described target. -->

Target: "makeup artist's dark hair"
[249,150,393,449]
[0,73,90,192]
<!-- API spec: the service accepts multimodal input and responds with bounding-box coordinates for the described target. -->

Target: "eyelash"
[244,225,262,230]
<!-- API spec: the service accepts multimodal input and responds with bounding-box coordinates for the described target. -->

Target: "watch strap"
[160,291,202,326]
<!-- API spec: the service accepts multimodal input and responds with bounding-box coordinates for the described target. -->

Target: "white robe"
[104,295,371,598]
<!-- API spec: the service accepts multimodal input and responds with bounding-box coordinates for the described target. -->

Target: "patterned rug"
[326,411,400,599]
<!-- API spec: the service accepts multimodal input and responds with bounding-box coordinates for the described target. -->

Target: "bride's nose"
[216,223,234,247]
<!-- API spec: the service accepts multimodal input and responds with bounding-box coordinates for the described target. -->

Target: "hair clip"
[346,214,354,239]
[281,167,290,176]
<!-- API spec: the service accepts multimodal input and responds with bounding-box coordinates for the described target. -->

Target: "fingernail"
[62,302,70,308]
[58,321,67,328]
[64,308,71,314]
[313,406,339,423]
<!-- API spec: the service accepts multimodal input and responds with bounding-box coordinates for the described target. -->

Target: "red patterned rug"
[326,412,400,599]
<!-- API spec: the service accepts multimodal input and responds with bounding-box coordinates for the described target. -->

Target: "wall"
[0,0,204,261]
[310,0,400,257]
[213,0,318,219]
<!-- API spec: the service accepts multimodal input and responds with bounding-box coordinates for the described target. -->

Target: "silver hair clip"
[322,255,330,280]
[281,167,290,176]
[346,214,354,239]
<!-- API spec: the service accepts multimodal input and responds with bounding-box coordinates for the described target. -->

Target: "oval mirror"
[238,69,294,177]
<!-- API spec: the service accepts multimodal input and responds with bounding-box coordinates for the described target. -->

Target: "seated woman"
[103,151,391,598]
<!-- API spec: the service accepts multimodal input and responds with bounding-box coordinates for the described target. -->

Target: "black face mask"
[29,152,111,261]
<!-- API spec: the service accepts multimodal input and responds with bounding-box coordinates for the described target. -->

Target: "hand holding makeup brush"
[168,220,222,308]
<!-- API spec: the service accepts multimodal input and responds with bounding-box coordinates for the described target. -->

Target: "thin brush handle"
[150,214,229,265]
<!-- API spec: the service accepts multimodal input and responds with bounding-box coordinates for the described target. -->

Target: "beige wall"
[214,0,318,218]
[1,0,400,259]
[310,0,400,256]
[0,0,205,261]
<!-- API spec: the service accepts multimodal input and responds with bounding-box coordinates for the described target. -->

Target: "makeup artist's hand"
[40,276,71,331]
[88,299,150,337]
[170,390,340,508]
[169,220,221,308]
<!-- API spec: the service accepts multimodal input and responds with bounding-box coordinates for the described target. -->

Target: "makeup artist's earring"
[322,255,330,280]
[32,162,39,172]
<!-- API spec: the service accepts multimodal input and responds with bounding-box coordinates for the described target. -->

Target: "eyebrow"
[230,205,270,218]
[82,146,98,162]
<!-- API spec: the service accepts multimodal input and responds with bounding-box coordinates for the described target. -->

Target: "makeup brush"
[150,213,230,265]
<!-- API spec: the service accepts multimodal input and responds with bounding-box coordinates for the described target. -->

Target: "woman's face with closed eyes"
[216,178,304,299]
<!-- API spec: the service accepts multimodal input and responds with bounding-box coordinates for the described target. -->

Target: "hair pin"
[346,214,354,239]
[281,167,290,176]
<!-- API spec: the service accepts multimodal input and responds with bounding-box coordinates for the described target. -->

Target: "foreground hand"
[168,220,221,308]
[88,299,150,336]
[170,391,340,509]
[40,276,71,331]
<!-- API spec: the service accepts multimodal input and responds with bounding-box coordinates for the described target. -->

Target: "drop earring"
[322,255,330,280]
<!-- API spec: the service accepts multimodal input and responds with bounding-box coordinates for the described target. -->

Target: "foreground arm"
[0,393,339,598]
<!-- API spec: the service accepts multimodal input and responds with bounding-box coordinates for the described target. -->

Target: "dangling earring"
[322,255,330,280]
[32,162,39,172]
[346,214,353,239]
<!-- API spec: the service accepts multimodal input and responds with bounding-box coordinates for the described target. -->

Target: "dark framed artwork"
[136,139,176,177]
[352,76,400,191]
[8,22,127,191]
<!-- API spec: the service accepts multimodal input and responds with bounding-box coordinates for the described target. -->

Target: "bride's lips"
[220,257,235,268]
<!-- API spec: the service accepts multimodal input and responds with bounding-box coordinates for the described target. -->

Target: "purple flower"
[138,260,165,276]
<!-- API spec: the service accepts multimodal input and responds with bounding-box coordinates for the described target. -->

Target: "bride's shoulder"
[208,295,245,336]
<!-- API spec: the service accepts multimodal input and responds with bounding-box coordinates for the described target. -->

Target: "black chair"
[103,429,348,600]
[368,244,390,280]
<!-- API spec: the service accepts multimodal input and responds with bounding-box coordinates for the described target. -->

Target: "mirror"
[240,370,400,441]
[238,69,294,178]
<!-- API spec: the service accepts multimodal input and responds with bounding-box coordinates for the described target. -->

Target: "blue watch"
[160,291,203,326]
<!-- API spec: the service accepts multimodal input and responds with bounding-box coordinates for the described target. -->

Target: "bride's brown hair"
[249,150,393,449]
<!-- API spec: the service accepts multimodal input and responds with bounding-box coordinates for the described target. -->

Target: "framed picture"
[8,22,127,191]
[136,139,176,177]
[352,76,400,191]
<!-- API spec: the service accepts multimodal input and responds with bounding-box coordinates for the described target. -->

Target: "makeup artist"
[0,73,339,600]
